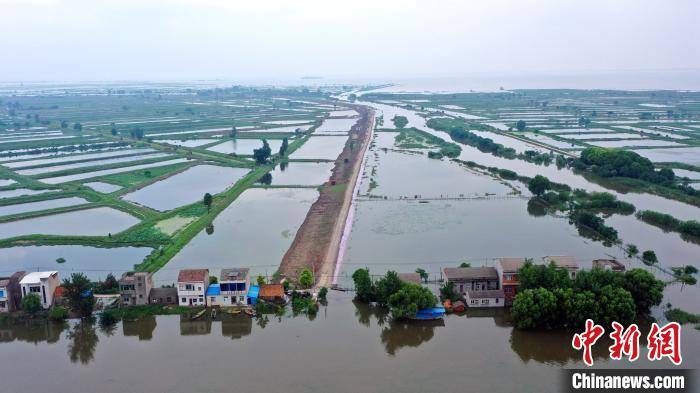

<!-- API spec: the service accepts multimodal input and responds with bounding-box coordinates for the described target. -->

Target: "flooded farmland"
[122,165,250,211]
[0,207,139,239]
[153,187,317,285]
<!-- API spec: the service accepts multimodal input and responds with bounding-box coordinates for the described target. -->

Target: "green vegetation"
[298,268,314,289]
[392,115,408,129]
[49,306,68,321]
[351,268,437,319]
[512,262,663,329]
[636,210,700,240]
[62,273,96,318]
[253,139,272,164]
[665,308,700,324]
[394,127,461,158]
[21,293,42,316]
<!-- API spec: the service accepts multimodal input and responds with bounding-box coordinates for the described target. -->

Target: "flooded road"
[0,292,697,393]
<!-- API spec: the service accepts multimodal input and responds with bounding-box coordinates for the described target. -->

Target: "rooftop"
[497,257,527,272]
[220,268,249,282]
[20,271,58,284]
[259,284,284,298]
[206,284,221,296]
[120,271,151,282]
[543,256,579,269]
[443,267,498,281]
[150,287,177,297]
[397,273,422,284]
[178,269,208,283]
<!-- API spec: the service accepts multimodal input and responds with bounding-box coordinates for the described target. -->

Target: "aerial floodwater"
[1,1,700,390]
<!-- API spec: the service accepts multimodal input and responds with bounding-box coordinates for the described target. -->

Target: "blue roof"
[247,284,259,299]
[206,284,221,296]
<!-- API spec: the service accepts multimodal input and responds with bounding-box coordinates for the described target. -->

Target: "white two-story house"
[20,271,60,309]
[219,268,250,306]
[177,269,209,307]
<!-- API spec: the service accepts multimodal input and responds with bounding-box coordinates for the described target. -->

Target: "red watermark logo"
[571,319,682,366]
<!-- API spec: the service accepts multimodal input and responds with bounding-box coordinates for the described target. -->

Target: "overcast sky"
[2,0,699,83]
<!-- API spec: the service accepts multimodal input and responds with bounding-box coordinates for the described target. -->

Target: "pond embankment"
[279,105,374,287]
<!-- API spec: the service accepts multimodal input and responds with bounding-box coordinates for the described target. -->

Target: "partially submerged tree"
[63,273,96,318]
[388,283,437,319]
[21,293,42,316]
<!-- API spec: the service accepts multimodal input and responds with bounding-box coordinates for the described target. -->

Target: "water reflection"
[381,319,443,356]
[68,319,99,364]
[0,320,66,344]
[123,316,157,340]
[221,317,252,340]
[179,315,212,335]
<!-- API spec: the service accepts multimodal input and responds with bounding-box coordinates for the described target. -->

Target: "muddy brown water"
[0,292,697,393]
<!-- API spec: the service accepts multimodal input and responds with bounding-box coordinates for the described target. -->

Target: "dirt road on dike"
[278,103,374,288]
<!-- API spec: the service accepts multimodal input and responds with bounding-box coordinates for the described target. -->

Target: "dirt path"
[279,104,374,287]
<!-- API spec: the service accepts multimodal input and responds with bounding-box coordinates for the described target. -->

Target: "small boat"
[190,309,207,320]
[409,307,446,320]
[227,308,241,315]
[244,308,255,317]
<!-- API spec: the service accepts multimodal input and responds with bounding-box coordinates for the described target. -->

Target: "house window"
[185,284,194,291]
[181,298,187,303]
[0,290,5,298]
[0,301,6,308]
[239,296,245,303]
[210,297,215,303]
[29,286,41,293]
[139,294,143,299]
[481,299,489,305]
[166,297,172,303]
[495,298,499,304]
[470,299,478,305]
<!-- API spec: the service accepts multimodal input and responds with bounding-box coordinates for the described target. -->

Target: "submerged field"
[1,85,700,385]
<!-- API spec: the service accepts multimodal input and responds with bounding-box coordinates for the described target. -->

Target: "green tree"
[528,175,551,197]
[518,260,571,291]
[388,282,436,319]
[256,275,266,286]
[376,271,404,305]
[622,269,664,314]
[415,268,428,283]
[230,126,237,138]
[459,262,471,268]
[279,137,289,156]
[49,306,68,321]
[642,250,658,265]
[73,122,83,131]
[209,276,218,285]
[351,268,375,303]
[318,287,328,301]
[516,120,526,131]
[598,285,635,326]
[511,288,558,329]
[626,244,639,257]
[439,281,460,302]
[298,268,314,289]
[253,139,272,164]
[203,192,213,212]
[62,273,96,318]
[392,115,408,129]
[21,293,42,315]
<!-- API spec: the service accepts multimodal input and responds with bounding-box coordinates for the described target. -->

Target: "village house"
[19,271,60,309]
[219,268,250,306]
[119,271,153,306]
[442,266,504,308]
[0,271,25,313]
[177,269,209,307]
[542,255,579,279]
[258,284,288,304]
[592,259,625,272]
[149,287,178,305]
[495,257,526,306]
